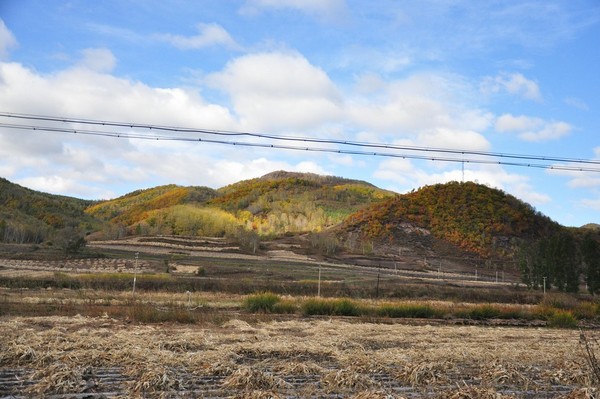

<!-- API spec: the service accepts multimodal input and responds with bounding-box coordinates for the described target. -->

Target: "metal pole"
[318,265,321,297]
[543,276,546,295]
[375,267,380,298]
[132,252,138,296]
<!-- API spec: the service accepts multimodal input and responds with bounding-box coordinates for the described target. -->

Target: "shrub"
[301,298,366,317]
[243,292,281,313]
[467,304,502,320]
[301,298,337,316]
[333,299,362,316]
[547,310,578,329]
[540,293,578,310]
[376,303,443,319]
[273,299,297,314]
[573,302,599,320]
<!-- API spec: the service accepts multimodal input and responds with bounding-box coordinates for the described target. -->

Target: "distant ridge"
[1,173,595,262]
[259,170,377,187]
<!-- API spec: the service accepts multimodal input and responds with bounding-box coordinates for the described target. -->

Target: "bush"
[243,292,281,313]
[540,293,579,310]
[301,298,337,316]
[573,302,599,320]
[467,304,502,320]
[301,298,365,317]
[547,310,578,328]
[333,299,362,316]
[376,303,443,319]
[273,299,297,314]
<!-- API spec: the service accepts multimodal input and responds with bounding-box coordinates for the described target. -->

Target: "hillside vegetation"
[0,177,99,245]
[81,171,394,238]
[343,181,561,258]
[209,171,395,235]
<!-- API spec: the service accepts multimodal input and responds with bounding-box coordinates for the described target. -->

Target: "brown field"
[1,239,597,398]
[0,309,598,398]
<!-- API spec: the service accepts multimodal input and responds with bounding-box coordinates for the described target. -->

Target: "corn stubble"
[0,315,597,398]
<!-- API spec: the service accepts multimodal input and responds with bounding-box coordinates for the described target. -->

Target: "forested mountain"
[81,171,394,238]
[343,181,561,258]
[209,171,395,234]
[0,177,99,245]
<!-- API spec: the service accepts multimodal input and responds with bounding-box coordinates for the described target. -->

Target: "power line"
[1,111,599,173]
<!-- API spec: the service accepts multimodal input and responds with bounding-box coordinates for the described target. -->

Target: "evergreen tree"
[582,233,600,295]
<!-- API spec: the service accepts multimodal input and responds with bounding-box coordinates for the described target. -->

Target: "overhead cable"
[1,111,598,172]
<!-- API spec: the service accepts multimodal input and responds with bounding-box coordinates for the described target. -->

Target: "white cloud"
[495,114,572,142]
[77,48,117,73]
[156,23,240,50]
[564,97,589,111]
[0,20,17,59]
[519,121,572,142]
[17,175,112,199]
[481,72,542,101]
[581,198,600,212]
[417,128,491,151]
[206,51,342,132]
[347,73,493,137]
[240,0,346,19]
[0,58,239,196]
[495,114,543,132]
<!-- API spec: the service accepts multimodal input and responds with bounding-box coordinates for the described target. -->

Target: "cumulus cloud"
[481,72,542,101]
[495,114,572,142]
[156,23,241,50]
[0,57,239,197]
[417,128,491,151]
[347,73,492,137]
[206,51,342,132]
[0,20,17,59]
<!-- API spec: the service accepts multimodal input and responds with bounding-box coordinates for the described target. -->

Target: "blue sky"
[0,0,599,227]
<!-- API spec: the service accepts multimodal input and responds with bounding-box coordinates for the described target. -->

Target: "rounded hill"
[343,181,562,258]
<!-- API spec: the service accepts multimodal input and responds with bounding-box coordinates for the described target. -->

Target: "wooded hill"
[0,177,100,246]
[342,181,561,258]
[83,171,394,238]
[2,172,599,293]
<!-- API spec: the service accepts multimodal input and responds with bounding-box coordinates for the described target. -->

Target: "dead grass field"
[0,312,597,398]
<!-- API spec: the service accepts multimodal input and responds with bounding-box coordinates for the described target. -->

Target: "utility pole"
[543,276,547,295]
[375,265,381,299]
[132,252,139,297]
[317,265,321,297]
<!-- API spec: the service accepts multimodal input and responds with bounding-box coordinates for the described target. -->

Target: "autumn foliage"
[344,181,561,258]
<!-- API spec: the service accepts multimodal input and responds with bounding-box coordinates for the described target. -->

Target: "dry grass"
[0,314,596,397]
[222,367,290,390]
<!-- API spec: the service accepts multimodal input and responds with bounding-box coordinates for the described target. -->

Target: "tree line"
[519,230,600,294]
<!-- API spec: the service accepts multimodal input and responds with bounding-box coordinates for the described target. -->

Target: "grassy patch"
[547,310,578,329]
[242,292,281,313]
[376,303,444,319]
